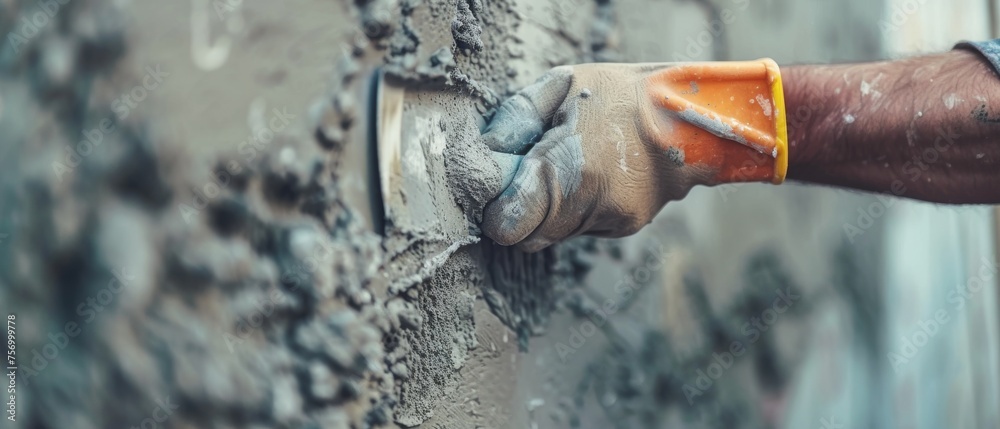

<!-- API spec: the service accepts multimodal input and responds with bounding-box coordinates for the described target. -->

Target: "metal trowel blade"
[341,68,406,237]
[375,69,405,235]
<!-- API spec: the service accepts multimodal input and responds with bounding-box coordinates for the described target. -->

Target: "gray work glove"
[480,61,788,252]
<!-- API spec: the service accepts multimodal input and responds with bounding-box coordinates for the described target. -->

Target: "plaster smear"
[444,120,504,227]
[755,94,773,117]
[860,73,885,99]
[677,107,749,145]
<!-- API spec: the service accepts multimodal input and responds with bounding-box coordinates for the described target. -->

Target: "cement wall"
[1,0,995,428]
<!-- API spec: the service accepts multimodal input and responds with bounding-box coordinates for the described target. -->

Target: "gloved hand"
[481,60,788,252]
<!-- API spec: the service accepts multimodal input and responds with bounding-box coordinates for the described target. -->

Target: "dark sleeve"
[956,39,1000,76]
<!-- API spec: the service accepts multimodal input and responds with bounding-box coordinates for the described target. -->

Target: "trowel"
[371,68,404,235]
[340,68,397,236]
[346,68,453,236]
[346,68,518,237]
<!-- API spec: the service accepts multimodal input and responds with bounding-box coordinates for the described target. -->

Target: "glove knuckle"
[517,238,551,253]
[490,232,520,247]
[620,212,648,236]
[549,65,574,79]
[483,201,530,246]
[482,217,513,245]
[521,156,550,176]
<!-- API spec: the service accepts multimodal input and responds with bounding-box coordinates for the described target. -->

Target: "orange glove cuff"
[648,58,788,185]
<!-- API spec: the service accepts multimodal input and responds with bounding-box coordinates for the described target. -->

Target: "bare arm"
[783,49,1000,203]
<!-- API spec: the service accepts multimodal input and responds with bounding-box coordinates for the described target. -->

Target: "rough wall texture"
[1,0,886,428]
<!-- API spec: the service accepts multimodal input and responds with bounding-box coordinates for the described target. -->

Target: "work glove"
[481,60,788,252]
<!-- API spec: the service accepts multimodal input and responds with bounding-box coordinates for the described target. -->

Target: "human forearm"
[783,49,1000,203]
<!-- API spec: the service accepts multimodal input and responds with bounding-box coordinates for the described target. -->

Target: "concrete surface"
[1,0,997,428]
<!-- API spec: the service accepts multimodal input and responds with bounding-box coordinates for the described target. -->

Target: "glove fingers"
[489,152,523,197]
[481,67,573,154]
[521,66,574,122]
[481,155,550,246]
[483,126,586,250]
[481,94,543,154]
[513,133,593,252]
[516,195,597,252]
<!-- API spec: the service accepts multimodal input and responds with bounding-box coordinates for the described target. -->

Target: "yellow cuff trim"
[762,58,789,184]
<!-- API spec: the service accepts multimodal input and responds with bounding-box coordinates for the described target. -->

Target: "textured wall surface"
[5,0,986,428]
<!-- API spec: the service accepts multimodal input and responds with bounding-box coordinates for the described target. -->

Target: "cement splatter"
[860,73,884,99]
[943,93,963,110]
[676,107,749,146]
[666,146,685,166]
[755,94,772,117]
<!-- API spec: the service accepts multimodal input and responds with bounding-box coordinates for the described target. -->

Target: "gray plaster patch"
[676,107,747,146]
[666,146,685,166]
[445,113,503,225]
[445,119,504,226]
[681,81,700,94]
[393,249,480,426]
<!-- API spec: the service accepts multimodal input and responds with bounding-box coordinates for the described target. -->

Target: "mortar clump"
[452,0,485,52]
[444,119,503,229]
